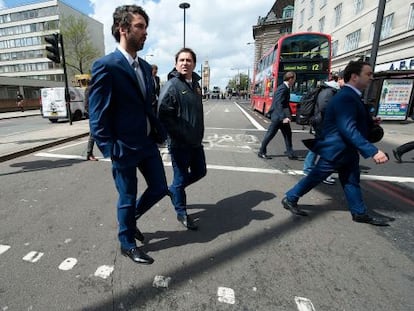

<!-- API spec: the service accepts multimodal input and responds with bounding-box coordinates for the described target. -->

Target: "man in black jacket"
[258,71,297,159]
[158,47,206,230]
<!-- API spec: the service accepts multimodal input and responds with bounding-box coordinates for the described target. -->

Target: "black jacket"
[158,70,204,148]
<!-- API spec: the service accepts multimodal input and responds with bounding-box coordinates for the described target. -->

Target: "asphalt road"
[0,99,413,310]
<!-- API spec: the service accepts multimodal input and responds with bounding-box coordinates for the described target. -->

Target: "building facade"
[292,0,414,72]
[0,0,104,82]
[252,0,294,65]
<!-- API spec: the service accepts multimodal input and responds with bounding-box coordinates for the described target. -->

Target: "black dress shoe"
[177,214,198,230]
[352,213,390,226]
[287,153,298,160]
[120,246,154,264]
[281,197,308,216]
[134,227,145,242]
[393,149,402,163]
[258,152,271,159]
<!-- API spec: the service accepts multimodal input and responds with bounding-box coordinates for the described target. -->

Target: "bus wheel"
[49,118,58,123]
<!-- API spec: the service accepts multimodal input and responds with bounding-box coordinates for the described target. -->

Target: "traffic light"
[45,33,61,63]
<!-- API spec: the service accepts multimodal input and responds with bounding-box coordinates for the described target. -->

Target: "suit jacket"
[88,49,165,167]
[313,86,378,162]
[268,82,292,122]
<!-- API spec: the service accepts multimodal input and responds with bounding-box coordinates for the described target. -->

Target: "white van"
[40,87,87,123]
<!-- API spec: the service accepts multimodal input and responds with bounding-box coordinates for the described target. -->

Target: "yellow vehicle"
[74,74,91,88]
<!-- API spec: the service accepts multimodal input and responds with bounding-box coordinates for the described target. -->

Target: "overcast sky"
[1,0,272,90]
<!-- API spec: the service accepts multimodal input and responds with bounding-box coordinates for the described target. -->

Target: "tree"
[60,15,101,77]
[226,73,250,92]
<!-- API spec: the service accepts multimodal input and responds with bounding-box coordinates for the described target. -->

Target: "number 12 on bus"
[251,32,332,117]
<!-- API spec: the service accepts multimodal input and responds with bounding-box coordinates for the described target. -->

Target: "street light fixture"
[179,2,190,47]
[144,54,154,61]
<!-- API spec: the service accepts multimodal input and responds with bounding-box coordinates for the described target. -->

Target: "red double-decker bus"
[250,32,332,117]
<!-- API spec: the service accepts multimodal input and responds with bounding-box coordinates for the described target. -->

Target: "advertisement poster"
[377,79,414,120]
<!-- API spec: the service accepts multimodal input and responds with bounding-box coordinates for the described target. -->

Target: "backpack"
[296,85,335,126]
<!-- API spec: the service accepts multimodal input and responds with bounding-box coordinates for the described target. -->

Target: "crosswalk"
[0,243,114,279]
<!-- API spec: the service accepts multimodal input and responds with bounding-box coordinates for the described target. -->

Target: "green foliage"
[60,15,101,76]
[226,73,250,92]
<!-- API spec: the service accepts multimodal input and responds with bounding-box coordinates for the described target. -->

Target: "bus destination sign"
[281,63,323,72]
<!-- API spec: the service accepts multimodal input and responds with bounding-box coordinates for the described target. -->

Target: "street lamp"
[179,2,190,47]
[144,54,154,61]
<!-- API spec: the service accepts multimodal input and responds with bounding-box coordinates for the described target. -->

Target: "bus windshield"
[280,34,330,60]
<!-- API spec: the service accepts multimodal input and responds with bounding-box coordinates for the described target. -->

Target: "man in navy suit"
[88,5,168,264]
[258,71,297,159]
[282,61,390,226]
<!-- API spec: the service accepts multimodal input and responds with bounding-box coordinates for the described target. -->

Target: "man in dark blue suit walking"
[88,5,168,264]
[258,71,297,160]
[282,61,390,226]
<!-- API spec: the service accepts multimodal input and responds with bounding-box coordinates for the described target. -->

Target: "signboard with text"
[376,79,414,120]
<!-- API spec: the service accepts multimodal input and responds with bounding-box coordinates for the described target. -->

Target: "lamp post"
[179,2,190,47]
[144,54,154,61]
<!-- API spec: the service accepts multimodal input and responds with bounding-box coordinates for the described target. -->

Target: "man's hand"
[373,150,389,164]
[282,118,290,124]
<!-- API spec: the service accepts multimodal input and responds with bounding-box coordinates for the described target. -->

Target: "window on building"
[307,26,313,32]
[408,3,414,29]
[332,40,339,57]
[319,16,325,33]
[309,0,315,19]
[282,5,294,19]
[300,9,305,27]
[334,3,342,27]
[381,13,394,39]
[354,0,364,14]
[344,29,361,52]
[320,0,327,8]
[370,13,394,40]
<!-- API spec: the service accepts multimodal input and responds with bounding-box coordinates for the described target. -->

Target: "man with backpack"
[301,72,344,184]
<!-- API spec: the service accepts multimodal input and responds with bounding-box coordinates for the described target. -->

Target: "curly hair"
[111,5,149,42]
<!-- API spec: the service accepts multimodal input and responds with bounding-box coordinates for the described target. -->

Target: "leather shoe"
[134,227,145,242]
[177,214,198,230]
[120,246,154,264]
[258,152,271,159]
[352,213,390,226]
[392,149,402,163]
[281,197,308,216]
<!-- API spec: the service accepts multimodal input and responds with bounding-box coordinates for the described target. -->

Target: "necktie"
[132,60,151,135]
[132,61,146,98]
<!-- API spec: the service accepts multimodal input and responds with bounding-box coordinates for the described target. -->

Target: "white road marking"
[34,152,414,183]
[234,102,266,130]
[153,275,172,288]
[22,251,44,263]
[217,287,235,304]
[94,265,114,279]
[0,244,11,255]
[295,296,316,311]
[58,258,78,271]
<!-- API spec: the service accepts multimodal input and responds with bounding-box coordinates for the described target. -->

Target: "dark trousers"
[112,151,168,250]
[169,146,207,216]
[86,134,95,156]
[286,152,367,215]
[396,141,414,158]
[259,121,293,155]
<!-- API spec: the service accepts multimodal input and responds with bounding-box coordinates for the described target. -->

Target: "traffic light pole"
[59,34,72,125]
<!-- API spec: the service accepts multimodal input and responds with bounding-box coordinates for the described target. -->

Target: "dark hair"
[343,60,371,83]
[175,47,197,65]
[111,5,149,42]
[283,71,296,81]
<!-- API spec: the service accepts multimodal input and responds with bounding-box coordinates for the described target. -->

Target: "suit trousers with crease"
[259,120,293,155]
[112,149,168,250]
[286,151,367,216]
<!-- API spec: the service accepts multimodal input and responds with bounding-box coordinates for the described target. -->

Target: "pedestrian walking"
[158,47,207,231]
[258,71,297,160]
[84,83,97,161]
[88,5,169,264]
[16,92,24,112]
[282,60,390,226]
[303,72,345,185]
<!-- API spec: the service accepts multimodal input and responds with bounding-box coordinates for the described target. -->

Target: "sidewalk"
[0,110,90,162]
